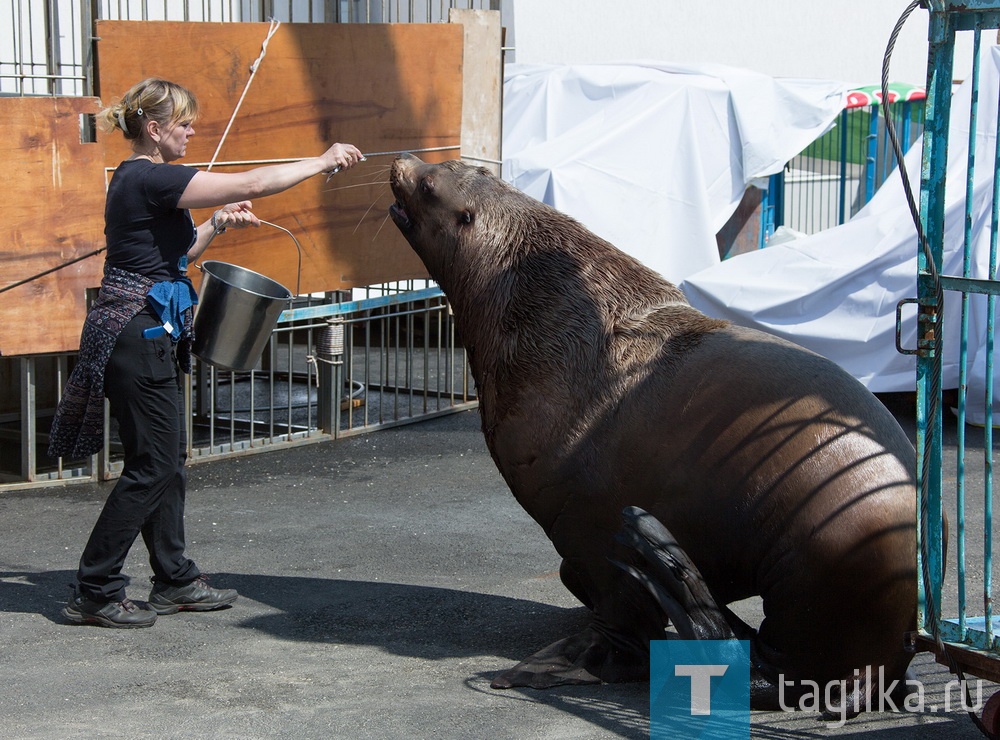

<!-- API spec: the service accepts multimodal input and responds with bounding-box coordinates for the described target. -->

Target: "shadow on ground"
[220,571,593,659]
[225,572,653,739]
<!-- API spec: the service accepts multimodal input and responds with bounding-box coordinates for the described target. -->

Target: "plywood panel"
[451,9,503,175]
[0,22,465,357]
[0,96,107,356]
[96,20,464,296]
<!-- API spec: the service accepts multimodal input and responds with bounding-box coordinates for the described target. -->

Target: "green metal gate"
[907,1,1000,734]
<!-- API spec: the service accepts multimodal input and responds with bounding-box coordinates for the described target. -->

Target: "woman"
[49,77,363,628]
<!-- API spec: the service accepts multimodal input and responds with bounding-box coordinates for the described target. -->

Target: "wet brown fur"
[388,154,916,706]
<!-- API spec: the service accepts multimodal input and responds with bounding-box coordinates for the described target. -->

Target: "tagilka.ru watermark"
[778,665,987,729]
[650,640,988,738]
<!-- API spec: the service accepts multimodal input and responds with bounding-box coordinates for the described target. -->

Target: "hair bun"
[114,103,130,135]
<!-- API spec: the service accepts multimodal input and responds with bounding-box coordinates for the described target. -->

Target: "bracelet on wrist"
[211,211,227,234]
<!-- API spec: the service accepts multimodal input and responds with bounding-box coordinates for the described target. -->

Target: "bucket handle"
[197,219,302,300]
[259,219,302,299]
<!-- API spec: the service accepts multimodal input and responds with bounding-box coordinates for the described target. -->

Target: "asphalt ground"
[0,394,996,739]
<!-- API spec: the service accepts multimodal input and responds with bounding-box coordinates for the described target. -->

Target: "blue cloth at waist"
[143,277,199,340]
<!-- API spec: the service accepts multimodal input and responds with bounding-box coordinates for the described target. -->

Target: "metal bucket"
[192,260,292,372]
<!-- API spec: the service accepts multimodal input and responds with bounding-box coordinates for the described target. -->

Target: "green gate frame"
[913,0,1000,684]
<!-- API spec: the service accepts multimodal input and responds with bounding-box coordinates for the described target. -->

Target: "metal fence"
[16,284,476,489]
[0,0,502,96]
[762,92,926,244]
[907,0,1000,727]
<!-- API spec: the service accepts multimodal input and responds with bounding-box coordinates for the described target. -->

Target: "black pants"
[76,309,200,603]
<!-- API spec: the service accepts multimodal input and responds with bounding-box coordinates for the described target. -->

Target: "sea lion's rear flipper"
[612,505,735,641]
[491,506,740,691]
[490,623,649,689]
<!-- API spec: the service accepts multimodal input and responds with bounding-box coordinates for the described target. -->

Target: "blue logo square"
[650,639,750,739]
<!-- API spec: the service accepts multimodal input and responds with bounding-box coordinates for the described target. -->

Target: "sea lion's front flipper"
[613,507,799,711]
[492,507,736,690]
[490,623,649,689]
[613,506,735,641]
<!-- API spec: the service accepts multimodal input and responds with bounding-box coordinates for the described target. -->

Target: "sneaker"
[62,588,157,629]
[147,574,238,615]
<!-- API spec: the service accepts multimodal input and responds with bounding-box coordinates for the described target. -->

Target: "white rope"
[203,20,307,296]
[207,18,281,171]
[196,20,465,308]
[183,145,463,171]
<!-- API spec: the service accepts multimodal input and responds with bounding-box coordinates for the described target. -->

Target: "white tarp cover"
[502,62,850,282]
[682,46,1000,421]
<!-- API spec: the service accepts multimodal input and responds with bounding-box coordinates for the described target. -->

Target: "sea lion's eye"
[460,210,473,225]
[420,177,434,195]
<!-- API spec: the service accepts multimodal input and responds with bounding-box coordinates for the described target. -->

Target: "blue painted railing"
[761,95,925,246]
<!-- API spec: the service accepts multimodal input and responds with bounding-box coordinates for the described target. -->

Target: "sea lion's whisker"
[354,186,390,233]
[371,212,392,242]
[323,181,390,193]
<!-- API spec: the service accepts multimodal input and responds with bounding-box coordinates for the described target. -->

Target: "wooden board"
[0,21,465,356]
[451,9,503,175]
[96,20,463,295]
[0,96,106,356]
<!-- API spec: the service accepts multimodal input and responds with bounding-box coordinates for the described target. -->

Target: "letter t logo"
[675,664,729,715]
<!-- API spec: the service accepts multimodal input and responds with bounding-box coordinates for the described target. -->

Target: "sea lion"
[388,153,916,710]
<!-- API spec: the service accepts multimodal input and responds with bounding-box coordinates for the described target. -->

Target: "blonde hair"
[97,78,199,141]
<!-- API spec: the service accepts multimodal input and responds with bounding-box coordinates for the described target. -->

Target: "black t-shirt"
[104,159,199,281]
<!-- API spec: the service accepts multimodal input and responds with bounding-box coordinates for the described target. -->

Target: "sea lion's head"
[387,152,690,336]
[389,153,524,290]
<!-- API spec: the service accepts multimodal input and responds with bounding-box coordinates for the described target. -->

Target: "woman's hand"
[213,201,260,232]
[319,143,364,176]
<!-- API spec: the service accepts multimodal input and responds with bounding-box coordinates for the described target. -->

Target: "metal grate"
[773,100,926,238]
[0,0,502,96]
[8,285,476,490]
[909,0,1000,691]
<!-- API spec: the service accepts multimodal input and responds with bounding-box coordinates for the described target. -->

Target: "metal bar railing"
[865,106,879,204]
[764,98,926,247]
[183,287,477,458]
[838,109,849,225]
[914,0,954,647]
[914,4,1000,682]
[3,286,477,491]
[954,27,983,642]
[2,0,501,95]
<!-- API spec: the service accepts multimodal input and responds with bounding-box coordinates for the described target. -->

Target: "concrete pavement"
[0,398,994,739]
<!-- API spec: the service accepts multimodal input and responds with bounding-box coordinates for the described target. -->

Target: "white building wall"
[503,0,978,87]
